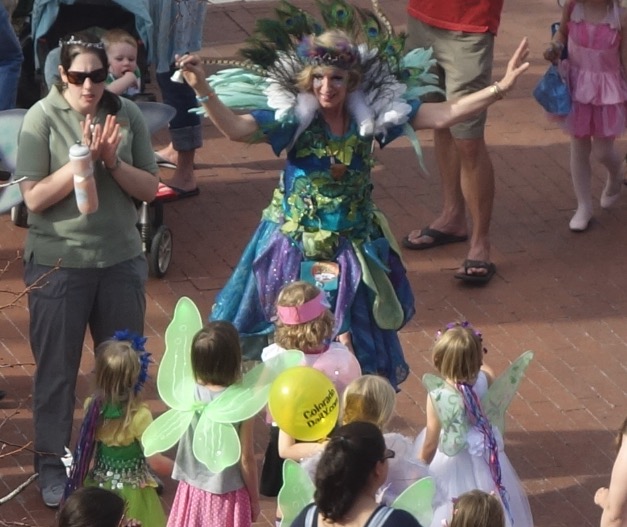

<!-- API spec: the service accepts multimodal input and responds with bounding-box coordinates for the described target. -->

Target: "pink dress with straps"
[563,1,627,138]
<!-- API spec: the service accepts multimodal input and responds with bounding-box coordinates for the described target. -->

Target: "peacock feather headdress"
[193,0,442,150]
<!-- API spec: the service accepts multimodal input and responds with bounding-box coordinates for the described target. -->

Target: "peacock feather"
[200,0,443,153]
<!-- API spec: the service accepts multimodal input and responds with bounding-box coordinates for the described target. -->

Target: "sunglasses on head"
[66,68,107,85]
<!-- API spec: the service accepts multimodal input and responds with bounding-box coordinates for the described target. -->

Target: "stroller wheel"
[148,225,173,278]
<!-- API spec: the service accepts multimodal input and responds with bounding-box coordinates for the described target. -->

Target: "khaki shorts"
[406,17,495,139]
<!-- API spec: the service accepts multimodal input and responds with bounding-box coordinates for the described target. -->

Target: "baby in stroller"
[102,28,142,98]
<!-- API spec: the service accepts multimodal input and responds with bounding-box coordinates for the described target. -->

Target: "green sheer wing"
[422,373,467,456]
[189,350,304,472]
[278,459,315,527]
[390,476,436,527]
[141,408,195,457]
[192,411,241,473]
[157,296,202,411]
[482,350,534,435]
[209,350,304,424]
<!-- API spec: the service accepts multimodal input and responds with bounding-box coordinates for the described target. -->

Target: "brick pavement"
[1,0,627,525]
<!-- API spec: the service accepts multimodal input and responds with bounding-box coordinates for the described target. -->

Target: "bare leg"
[456,136,494,275]
[155,143,178,165]
[162,149,196,191]
[405,128,468,245]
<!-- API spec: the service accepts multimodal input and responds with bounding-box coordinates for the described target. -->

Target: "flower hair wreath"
[112,329,152,394]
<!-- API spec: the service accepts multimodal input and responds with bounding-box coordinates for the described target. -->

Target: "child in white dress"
[414,322,534,527]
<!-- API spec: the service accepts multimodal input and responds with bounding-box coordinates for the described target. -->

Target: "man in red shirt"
[403,0,505,285]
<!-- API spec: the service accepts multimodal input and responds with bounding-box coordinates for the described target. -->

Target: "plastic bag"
[533,64,571,116]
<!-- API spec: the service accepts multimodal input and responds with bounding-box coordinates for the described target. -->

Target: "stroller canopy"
[31,0,153,68]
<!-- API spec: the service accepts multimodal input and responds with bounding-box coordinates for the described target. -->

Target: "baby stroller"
[13,0,153,108]
[0,103,176,279]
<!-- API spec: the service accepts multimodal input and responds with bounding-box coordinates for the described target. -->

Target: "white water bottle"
[69,143,98,214]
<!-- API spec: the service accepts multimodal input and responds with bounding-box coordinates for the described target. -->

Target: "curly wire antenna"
[370,0,393,36]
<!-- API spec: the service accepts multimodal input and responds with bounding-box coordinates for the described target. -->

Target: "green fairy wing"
[189,350,304,473]
[278,459,315,527]
[481,351,534,435]
[422,373,467,456]
[157,296,202,411]
[141,297,203,455]
[142,408,195,456]
[390,477,435,527]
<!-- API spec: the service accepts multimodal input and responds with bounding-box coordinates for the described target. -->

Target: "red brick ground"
[1,0,626,525]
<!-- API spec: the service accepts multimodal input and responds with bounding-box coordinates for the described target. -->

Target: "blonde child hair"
[101,28,137,51]
[274,280,334,352]
[432,323,484,383]
[449,490,505,527]
[94,338,144,439]
[342,375,395,429]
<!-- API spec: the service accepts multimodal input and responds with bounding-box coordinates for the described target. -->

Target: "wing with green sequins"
[142,296,304,472]
[421,374,468,457]
[481,351,534,435]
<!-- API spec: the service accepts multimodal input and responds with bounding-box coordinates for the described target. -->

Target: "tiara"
[296,37,358,70]
[112,329,152,394]
[59,35,105,50]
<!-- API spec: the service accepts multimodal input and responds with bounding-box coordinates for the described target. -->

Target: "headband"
[276,291,329,325]
[436,321,487,354]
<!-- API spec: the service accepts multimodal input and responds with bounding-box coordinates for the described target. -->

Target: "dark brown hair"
[58,487,124,527]
[314,421,386,522]
[191,321,242,386]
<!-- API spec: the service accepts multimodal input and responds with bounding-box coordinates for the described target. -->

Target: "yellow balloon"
[268,366,339,441]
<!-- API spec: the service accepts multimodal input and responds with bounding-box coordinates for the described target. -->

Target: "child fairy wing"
[142,297,202,457]
[421,373,467,456]
[192,350,304,472]
[481,350,534,435]
[141,296,304,471]
[279,459,316,527]
[390,477,436,527]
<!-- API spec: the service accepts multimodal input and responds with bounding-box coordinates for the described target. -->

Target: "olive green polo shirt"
[17,86,158,268]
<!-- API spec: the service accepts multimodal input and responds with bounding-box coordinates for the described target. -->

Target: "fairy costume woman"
[176,0,530,388]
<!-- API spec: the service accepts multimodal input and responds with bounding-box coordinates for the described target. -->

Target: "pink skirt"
[565,101,627,138]
[167,481,252,527]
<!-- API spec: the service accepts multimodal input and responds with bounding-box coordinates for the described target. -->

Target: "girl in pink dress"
[544,0,627,231]
[167,321,260,527]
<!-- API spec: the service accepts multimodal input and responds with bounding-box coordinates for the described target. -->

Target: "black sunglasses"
[382,448,395,460]
[66,68,108,85]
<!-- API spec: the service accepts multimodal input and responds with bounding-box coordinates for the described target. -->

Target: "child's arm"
[596,432,627,527]
[106,71,140,95]
[147,453,174,477]
[544,0,572,63]
[418,395,440,464]
[480,364,496,386]
[278,429,326,461]
[240,418,261,522]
